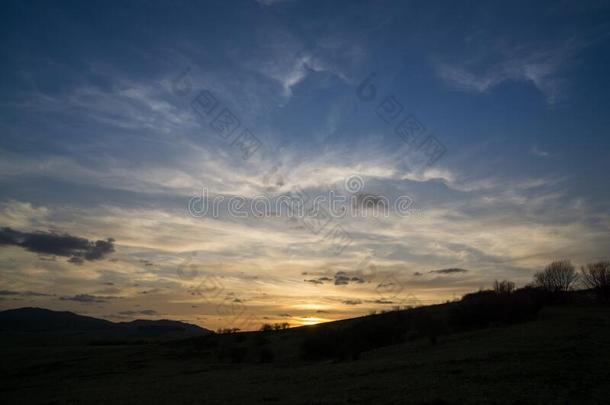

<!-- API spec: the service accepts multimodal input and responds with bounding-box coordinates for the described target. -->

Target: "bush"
[451,287,543,328]
[217,328,241,334]
[300,308,443,360]
[300,282,543,361]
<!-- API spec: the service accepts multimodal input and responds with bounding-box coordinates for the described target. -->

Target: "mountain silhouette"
[0,307,211,336]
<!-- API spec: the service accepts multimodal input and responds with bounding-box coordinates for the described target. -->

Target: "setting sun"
[297,317,328,326]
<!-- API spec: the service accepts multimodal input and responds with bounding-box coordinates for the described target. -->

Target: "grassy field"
[2,305,610,404]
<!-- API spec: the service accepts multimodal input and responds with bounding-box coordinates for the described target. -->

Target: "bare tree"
[260,323,273,332]
[217,328,240,334]
[534,260,578,292]
[493,280,515,294]
[581,261,610,301]
[261,322,289,331]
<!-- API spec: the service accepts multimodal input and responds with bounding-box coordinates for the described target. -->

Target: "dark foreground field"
[2,305,610,404]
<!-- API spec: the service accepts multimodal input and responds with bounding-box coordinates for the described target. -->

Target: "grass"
[1,305,610,404]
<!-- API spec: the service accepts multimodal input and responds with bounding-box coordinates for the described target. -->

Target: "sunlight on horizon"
[296,317,329,326]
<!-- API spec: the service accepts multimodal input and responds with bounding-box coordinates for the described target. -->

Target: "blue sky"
[1,0,609,329]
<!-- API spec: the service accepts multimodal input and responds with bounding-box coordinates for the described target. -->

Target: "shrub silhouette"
[260,322,289,332]
[301,307,448,360]
[217,327,240,334]
[450,286,542,328]
[581,261,610,302]
[301,281,544,361]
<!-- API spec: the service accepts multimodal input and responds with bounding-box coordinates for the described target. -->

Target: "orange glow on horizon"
[296,316,329,326]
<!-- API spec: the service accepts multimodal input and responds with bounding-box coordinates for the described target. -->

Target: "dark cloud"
[96,286,123,295]
[0,290,19,296]
[305,272,365,285]
[278,313,292,317]
[139,259,154,267]
[0,227,115,265]
[430,268,469,274]
[413,272,423,276]
[118,309,157,316]
[59,294,119,303]
[377,281,395,288]
[68,256,85,265]
[334,272,364,285]
[334,273,350,285]
[0,290,53,297]
[342,299,362,305]
[369,299,394,304]
[60,294,105,303]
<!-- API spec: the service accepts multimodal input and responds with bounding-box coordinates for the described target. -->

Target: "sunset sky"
[1,0,609,330]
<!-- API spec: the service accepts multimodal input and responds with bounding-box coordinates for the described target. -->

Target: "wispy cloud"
[530,146,551,158]
[435,40,582,105]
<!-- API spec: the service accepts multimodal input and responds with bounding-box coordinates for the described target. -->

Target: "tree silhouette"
[534,260,578,293]
[493,280,515,294]
[260,323,273,332]
[581,261,610,301]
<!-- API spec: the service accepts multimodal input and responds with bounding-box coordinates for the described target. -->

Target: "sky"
[1,0,609,330]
